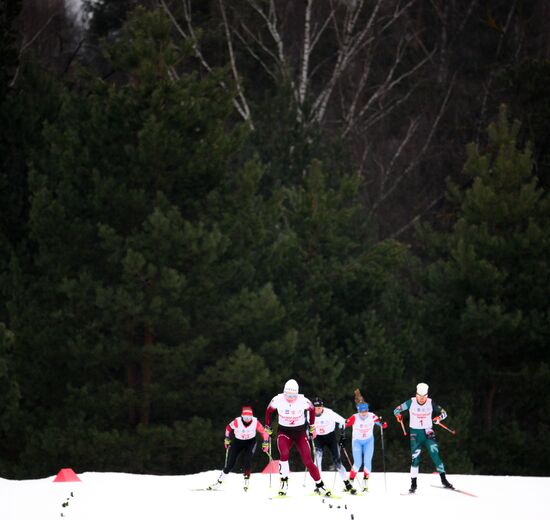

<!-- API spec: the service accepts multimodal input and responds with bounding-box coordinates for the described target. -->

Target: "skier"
[265,379,331,496]
[343,398,387,492]
[393,382,454,493]
[312,397,357,494]
[209,405,269,491]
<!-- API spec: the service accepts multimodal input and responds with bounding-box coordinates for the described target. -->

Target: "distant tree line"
[0,2,548,478]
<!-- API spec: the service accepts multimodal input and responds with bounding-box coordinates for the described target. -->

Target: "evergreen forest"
[1,1,549,478]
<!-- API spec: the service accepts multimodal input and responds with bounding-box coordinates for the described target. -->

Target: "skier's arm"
[265,403,276,433]
[224,419,237,448]
[394,399,412,417]
[339,416,354,446]
[225,418,238,438]
[256,420,269,441]
[432,402,448,423]
[344,415,356,428]
[332,409,347,426]
[306,399,316,434]
[373,413,388,429]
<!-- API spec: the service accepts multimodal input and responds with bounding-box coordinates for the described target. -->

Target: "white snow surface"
[0,469,547,520]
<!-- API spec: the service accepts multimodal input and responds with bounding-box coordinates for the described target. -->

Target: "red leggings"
[277,430,321,481]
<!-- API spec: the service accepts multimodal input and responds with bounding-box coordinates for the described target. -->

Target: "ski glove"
[264,425,273,436]
[261,441,270,453]
[395,413,403,423]
[378,421,388,429]
[309,425,317,439]
[433,416,442,424]
[338,436,346,447]
[224,438,231,449]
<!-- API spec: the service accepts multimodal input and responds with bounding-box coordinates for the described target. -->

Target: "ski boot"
[278,477,289,496]
[362,474,369,492]
[243,476,250,491]
[314,481,332,497]
[440,473,454,489]
[409,477,417,494]
[343,479,357,495]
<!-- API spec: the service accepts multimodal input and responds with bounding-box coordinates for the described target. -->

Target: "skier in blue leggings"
[343,401,387,492]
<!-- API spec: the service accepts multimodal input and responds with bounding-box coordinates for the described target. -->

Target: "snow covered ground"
[1,468,547,520]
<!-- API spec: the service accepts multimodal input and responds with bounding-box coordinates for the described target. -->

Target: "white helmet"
[416,382,429,396]
[284,379,299,395]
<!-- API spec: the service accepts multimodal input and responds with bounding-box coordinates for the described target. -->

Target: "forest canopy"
[0,1,549,478]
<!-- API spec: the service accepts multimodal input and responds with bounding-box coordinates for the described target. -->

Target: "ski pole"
[397,415,407,436]
[341,445,359,487]
[304,429,314,486]
[341,445,353,468]
[224,444,230,468]
[436,421,456,435]
[379,421,387,493]
[268,439,273,488]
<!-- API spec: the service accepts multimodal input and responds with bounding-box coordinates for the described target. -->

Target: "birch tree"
[159,0,454,236]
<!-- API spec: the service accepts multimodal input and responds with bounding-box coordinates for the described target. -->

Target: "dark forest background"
[1,0,549,479]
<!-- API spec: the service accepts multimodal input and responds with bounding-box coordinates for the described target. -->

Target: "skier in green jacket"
[393,382,454,493]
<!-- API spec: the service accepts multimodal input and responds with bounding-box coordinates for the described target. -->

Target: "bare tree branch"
[218,0,254,128]
[371,73,456,212]
[389,193,444,239]
[159,0,254,129]
[10,10,63,87]
[298,0,313,110]
[477,0,518,141]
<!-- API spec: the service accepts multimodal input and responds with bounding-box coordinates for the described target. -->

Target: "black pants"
[314,431,343,469]
[223,438,257,477]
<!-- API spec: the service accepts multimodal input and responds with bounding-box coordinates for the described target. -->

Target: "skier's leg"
[315,446,324,469]
[409,429,424,491]
[277,433,292,478]
[223,442,242,474]
[425,433,445,473]
[363,436,375,474]
[313,435,324,469]
[328,436,342,469]
[295,433,321,481]
[210,442,242,488]
[351,439,362,474]
[425,432,453,488]
[241,440,256,478]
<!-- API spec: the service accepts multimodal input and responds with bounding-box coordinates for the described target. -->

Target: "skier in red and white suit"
[265,379,331,496]
[209,406,269,490]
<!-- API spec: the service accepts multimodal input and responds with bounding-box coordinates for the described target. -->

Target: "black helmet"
[313,397,324,407]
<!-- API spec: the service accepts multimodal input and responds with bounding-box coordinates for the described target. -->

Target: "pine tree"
[416,105,550,474]
[8,7,275,474]
[260,159,413,410]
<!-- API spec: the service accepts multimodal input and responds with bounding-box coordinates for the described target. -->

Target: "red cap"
[241,406,253,417]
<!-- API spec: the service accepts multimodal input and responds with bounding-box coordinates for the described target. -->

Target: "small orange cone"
[53,468,81,482]
[262,459,282,474]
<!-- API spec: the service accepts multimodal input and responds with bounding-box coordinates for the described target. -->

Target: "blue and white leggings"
[351,437,375,473]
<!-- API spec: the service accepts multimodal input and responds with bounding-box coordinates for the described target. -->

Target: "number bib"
[269,394,310,427]
[409,397,434,429]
